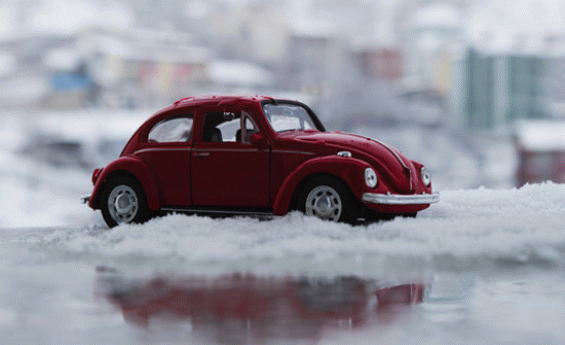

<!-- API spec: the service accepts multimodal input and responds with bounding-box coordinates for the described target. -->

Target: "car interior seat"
[236,129,258,142]
[203,128,222,142]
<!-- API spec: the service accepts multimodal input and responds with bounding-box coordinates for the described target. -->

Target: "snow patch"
[26,182,565,276]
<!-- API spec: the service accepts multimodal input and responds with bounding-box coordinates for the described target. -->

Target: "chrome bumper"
[81,196,91,204]
[361,192,439,205]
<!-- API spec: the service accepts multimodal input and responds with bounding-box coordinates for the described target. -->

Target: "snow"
[514,119,565,151]
[2,181,565,344]
[17,182,565,277]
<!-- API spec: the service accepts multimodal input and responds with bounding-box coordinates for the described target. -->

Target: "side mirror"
[249,133,269,150]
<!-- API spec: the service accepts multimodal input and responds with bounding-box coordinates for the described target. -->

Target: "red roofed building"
[514,120,565,186]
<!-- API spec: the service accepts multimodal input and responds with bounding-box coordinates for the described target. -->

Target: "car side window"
[203,112,240,143]
[202,110,259,143]
[148,117,193,143]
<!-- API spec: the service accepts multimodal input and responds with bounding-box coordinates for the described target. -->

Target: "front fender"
[88,155,160,211]
[272,155,370,215]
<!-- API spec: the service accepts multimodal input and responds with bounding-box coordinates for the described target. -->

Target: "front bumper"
[361,192,439,205]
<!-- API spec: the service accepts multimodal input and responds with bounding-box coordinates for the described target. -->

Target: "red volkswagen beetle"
[83,95,439,227]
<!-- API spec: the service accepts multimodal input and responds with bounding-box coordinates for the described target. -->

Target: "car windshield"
[263,103,318,133]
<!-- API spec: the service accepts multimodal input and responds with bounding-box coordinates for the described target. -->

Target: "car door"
[134,113,193,207]
[191,106,270,208]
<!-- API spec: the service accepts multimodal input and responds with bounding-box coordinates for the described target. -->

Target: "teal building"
[459,49,548,131]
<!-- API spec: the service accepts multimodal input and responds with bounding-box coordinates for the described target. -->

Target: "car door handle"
[194,152,210,157]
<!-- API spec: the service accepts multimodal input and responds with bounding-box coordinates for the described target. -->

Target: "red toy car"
[83,95,439,227]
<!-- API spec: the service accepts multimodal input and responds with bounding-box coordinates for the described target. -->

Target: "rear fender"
[88,156,160,211]
[272,156,370,215]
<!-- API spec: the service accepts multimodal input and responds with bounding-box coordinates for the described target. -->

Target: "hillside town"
[1,0,565,188]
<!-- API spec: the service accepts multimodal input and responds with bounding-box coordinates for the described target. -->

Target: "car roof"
[143,95,321,132]
[172,95,277,108]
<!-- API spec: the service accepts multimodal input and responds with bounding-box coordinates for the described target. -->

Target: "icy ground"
[13,182,565,277]
[1,113,565,344]
[0,183,565,344]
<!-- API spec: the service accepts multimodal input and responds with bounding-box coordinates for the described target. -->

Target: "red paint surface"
[88,95,434,216]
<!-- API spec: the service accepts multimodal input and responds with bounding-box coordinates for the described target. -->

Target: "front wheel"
[101,177,149,228]
[297,176,358,223]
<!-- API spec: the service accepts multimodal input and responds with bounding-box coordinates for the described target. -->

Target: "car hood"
[289,131,417,193]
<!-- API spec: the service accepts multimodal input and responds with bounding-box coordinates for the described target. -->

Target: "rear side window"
[148,117,193,143]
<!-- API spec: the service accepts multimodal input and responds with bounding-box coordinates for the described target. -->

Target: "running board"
[160,207,275,219]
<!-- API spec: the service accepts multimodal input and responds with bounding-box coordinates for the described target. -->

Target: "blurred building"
[357,48,403,81]
[514,120,565,186]
[286,22,352,98]
[0,33,79,108]
[205,0,366,101]
[81,27,211,108]
[393,1,466,127]
[398,1,464,95]
[0,27,213,109]
[545,36,565,119]
[454,48,548,132]
[205,0,289,66]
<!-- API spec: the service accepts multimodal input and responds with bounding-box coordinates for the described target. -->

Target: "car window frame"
[195,106,263,146]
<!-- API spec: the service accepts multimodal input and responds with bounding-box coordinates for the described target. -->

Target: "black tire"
[101,176,150,228]
[296,175,358,224]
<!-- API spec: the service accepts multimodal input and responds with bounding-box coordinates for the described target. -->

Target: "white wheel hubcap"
[305,185,342,221]
[108,185,138,224]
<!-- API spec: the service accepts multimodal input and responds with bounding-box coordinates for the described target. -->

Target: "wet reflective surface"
[2,216,565,344]
[95,269,426,343]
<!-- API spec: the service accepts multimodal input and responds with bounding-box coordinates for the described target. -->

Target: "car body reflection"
[95,268,426,342]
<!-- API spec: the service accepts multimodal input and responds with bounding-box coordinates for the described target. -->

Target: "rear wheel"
[101,176,149,228]
[297,176,358,223]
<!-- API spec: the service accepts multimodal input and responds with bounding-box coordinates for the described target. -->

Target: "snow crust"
[24,182,565,277]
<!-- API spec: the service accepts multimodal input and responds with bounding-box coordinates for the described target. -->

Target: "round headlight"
[364,167,378,189]
[420,167,432,187]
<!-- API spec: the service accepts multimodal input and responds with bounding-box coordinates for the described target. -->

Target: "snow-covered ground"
[1,183,565,344]
[1,113,565,344]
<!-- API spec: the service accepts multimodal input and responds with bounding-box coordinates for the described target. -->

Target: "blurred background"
[1,0,564,226]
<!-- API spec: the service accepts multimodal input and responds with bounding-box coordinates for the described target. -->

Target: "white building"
[399,1,464,94]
